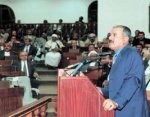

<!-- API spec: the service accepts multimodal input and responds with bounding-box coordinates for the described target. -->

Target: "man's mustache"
[109,40,113,43]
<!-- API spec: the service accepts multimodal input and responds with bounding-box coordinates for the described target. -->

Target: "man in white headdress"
[44,34,64,68]
[85,33,98,47]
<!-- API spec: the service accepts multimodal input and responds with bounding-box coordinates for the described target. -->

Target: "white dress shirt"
[4,51,10,56]
[24,45,30,53]
[21,60,29,76]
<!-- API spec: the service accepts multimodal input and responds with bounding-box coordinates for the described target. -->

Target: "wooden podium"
[57,69,114,117]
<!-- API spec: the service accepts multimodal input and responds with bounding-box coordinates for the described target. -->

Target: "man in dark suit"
[22,37,37,61]
[0,42,16,60]
[13,51,39,89]
[99,25,149,117]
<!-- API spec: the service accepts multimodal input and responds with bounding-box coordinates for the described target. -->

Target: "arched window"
[0,5,15,25]
[88,1,98,34]
[88,1,98,23]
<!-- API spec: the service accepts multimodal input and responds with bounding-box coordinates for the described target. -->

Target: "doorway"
[88,1,98,23]
[0,5,15,25]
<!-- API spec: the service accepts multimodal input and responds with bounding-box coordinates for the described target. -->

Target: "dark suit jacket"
[13,60,36,79]
[22,45,37,57]
[101,45,149,117]
[0,50,16,60]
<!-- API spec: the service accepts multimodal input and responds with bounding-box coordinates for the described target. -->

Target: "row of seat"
[0,60,22,78]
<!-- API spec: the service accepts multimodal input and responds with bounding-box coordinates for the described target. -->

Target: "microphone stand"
[70,52,112,77]
[71,59,87,76]
[71,57,102,77]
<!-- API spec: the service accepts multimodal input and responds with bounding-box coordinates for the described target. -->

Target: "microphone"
[98,51,113,56]
[72,62,84,76]
[66,62,80,69]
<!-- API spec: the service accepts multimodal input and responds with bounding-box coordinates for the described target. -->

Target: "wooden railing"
[0,87,23,116]
[7,96,52,117]
[0,22,97,37]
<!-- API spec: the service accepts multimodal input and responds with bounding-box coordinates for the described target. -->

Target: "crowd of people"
[0,21,150,87]
[0,19,150,116]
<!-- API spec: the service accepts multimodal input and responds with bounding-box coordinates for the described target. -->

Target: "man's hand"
[103,99,118,111]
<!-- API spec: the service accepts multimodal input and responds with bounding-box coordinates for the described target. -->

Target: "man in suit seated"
[0,42,16,60]
[22,37,37,61]
[13,51,40,98]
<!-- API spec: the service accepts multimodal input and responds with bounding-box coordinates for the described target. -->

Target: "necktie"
[23,62,27,76]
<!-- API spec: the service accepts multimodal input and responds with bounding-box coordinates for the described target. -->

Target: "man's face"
[101,55,111,64]
[4,44,11,51]
[136,45,143,53]
[24,39,31,45]
[88,45,95,52]
[12,31,17,36]
[11,36,16,41]
[89,36,95,42]
[89,53,97,61]
[109,27,126,51]
[71,40,77,47]
[27,30,32,35]
[138,33,144,40]
[52,37,57,42]
[19,52,28,61]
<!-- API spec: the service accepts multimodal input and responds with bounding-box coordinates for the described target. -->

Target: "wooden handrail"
[7,96,52,117]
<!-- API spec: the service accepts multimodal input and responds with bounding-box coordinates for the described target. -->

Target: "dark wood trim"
[7,96,52,117]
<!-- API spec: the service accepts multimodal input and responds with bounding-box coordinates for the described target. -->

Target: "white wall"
[98,0,150,40]
[0,0,95,23]
[0,0,149,39]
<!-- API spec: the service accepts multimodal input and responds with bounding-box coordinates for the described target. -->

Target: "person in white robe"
[44,34,64,67]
